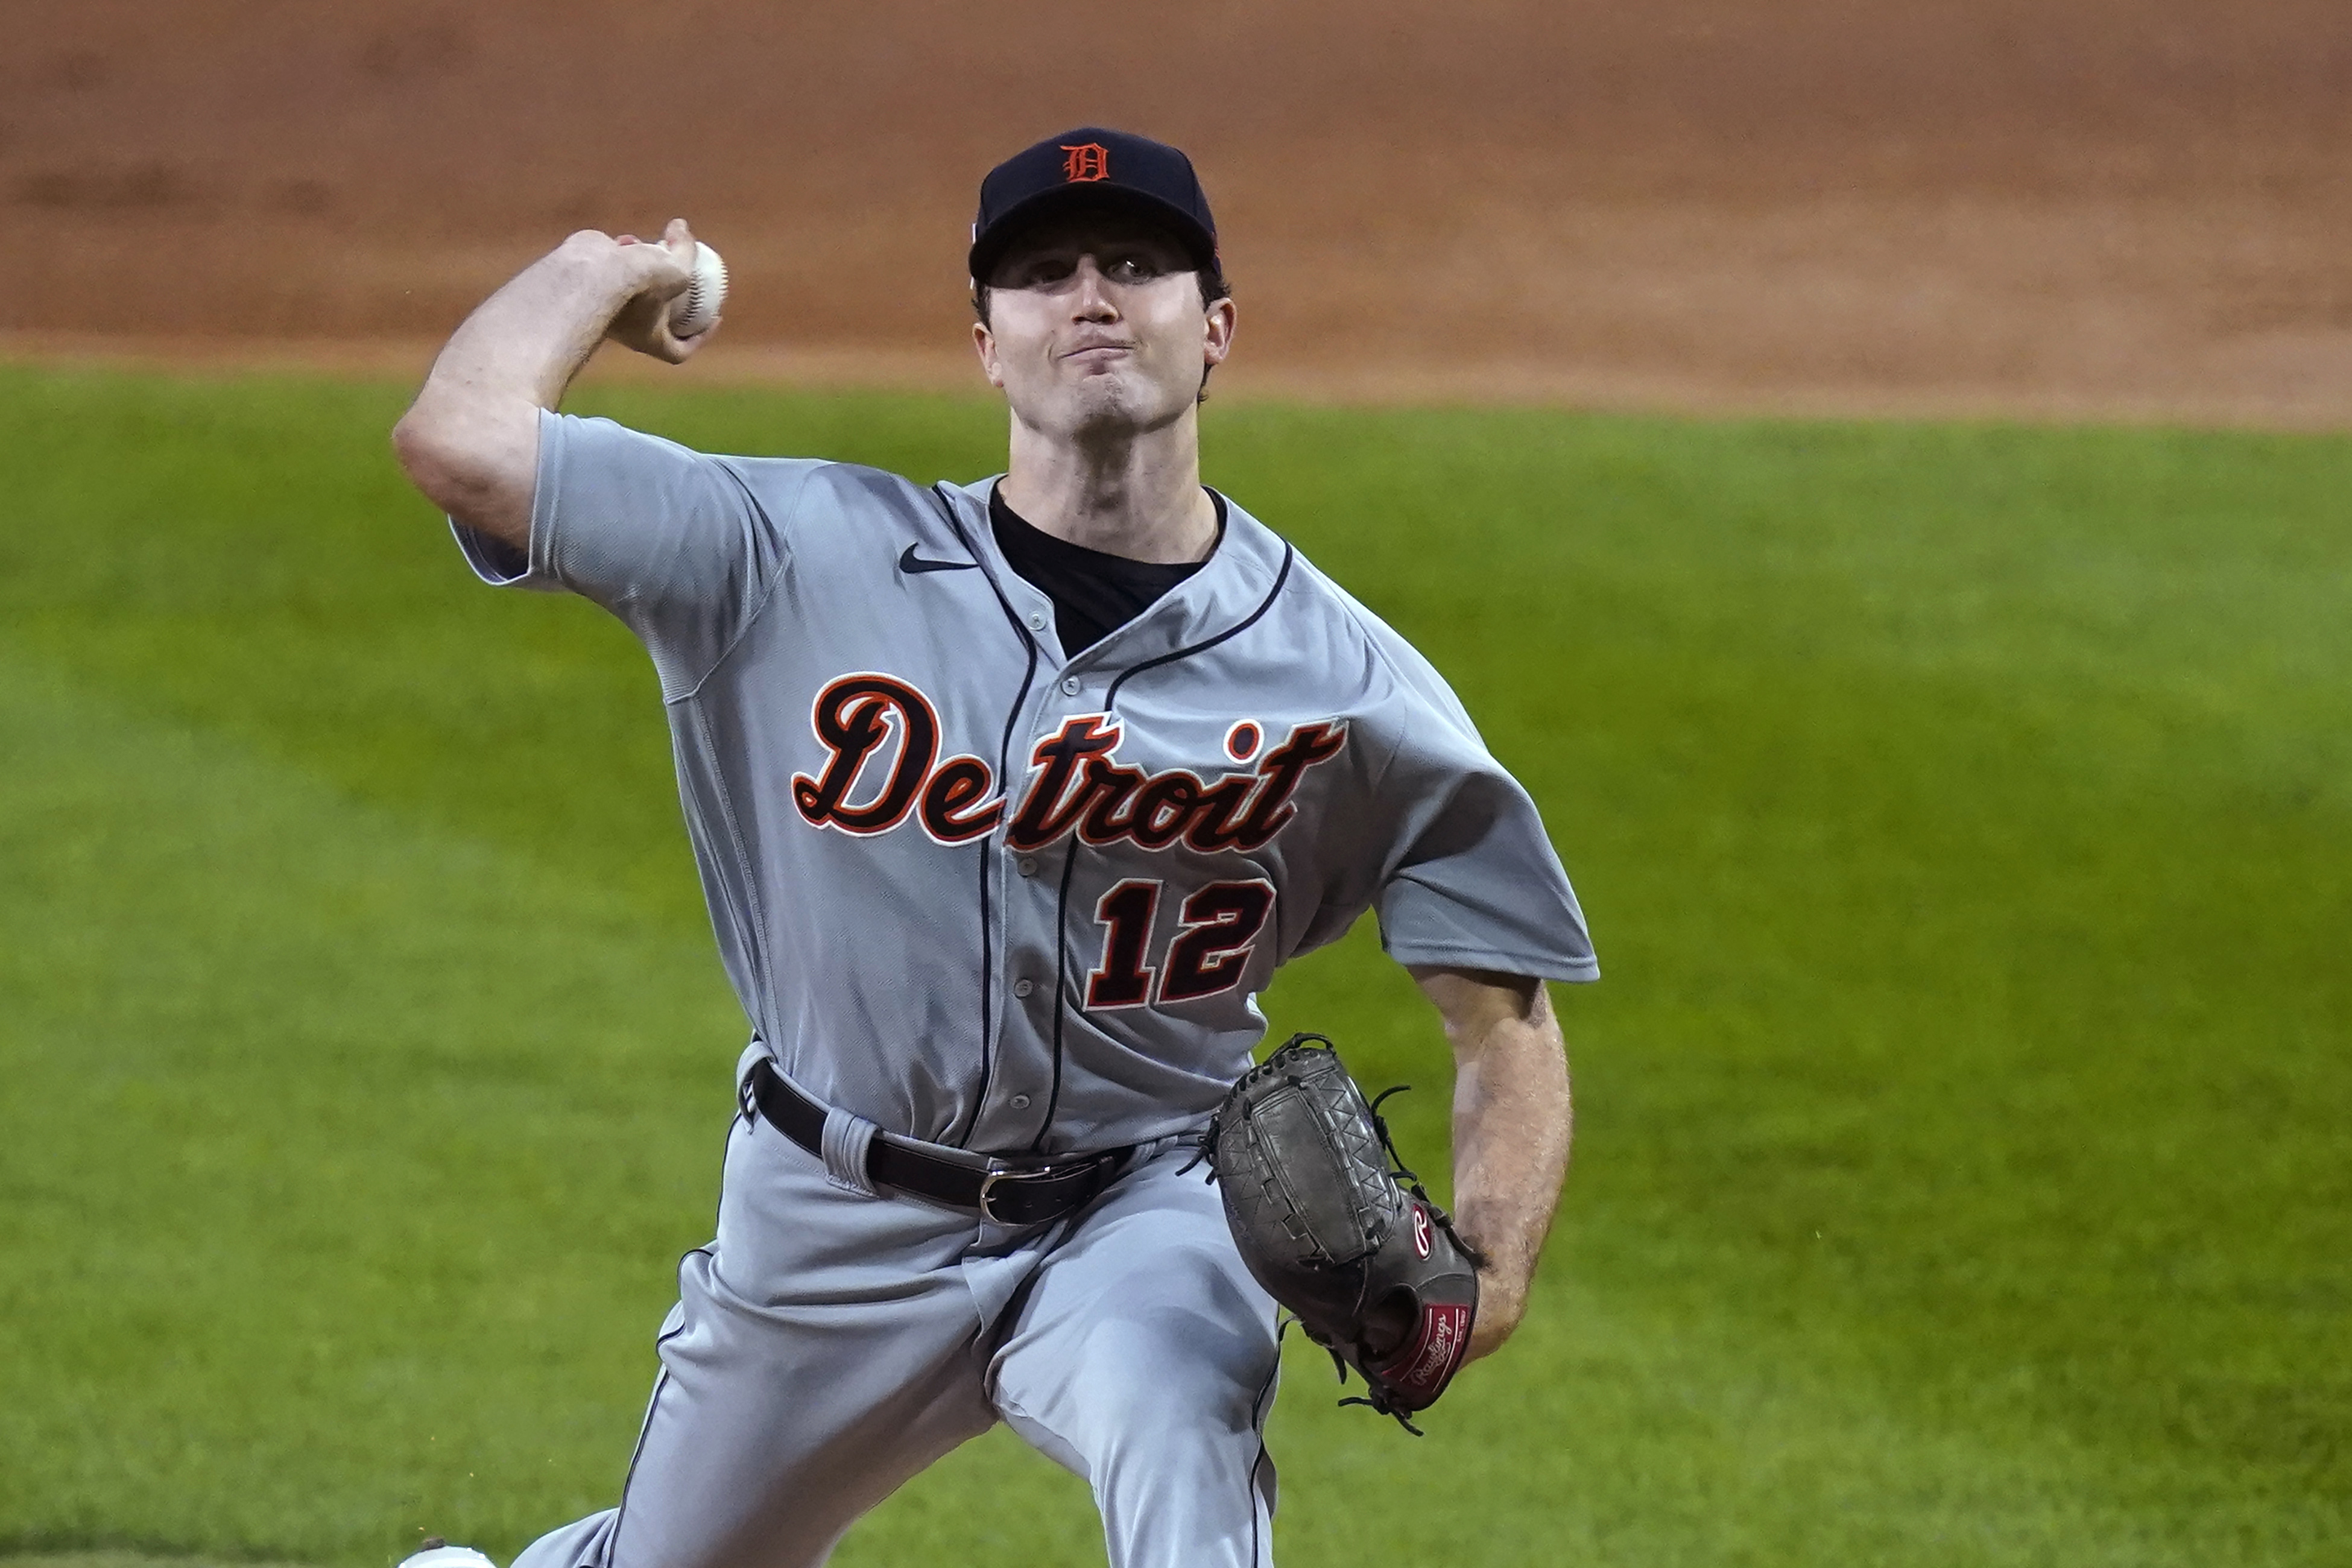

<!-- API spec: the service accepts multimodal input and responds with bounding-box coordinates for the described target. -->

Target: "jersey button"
[1013,978,1035,998]
[1026,611,1048,631]
[1016,856,1038,877]
[1059,676,1082,696]
[1010,1093,1032,1110]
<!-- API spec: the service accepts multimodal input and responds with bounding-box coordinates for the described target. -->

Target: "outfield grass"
[0,364,2345,1567]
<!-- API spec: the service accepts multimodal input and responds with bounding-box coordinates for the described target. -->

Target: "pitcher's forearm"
[1411,966,1572,1361]
[1450,997,1571,1297]
[426,233,644,414]
[393,230,683,543]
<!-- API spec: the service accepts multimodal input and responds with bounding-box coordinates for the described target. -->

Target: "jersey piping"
[930,483,1044,1148]
[1029,543,1300,1150]
[1103,534,1295,712]
[665,462,801,706]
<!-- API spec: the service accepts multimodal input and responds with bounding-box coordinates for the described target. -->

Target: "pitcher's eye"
[1022,258,1076,286]
[1107,254,1162,281]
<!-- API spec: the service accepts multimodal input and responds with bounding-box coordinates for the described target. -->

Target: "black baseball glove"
[1196,1033,1484,1433]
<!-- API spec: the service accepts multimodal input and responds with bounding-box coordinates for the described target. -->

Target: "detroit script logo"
[791,672,1348,852]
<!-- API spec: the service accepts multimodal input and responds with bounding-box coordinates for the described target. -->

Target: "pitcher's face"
[974,210,1234,443]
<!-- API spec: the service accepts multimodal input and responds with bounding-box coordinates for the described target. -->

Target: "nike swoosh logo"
[899,545,980,575]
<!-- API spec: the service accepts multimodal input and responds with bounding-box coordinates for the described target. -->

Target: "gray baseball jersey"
[457,409,1596,1158]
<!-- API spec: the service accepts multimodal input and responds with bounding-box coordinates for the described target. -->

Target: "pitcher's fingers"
[619,239,694,298]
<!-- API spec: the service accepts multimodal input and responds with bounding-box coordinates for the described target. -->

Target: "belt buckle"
[977,1159,1075,1226]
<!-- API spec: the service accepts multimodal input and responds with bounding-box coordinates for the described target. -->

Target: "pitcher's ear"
[971,320,1005,390]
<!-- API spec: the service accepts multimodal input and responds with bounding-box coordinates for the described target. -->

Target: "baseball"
[668,241,727,339]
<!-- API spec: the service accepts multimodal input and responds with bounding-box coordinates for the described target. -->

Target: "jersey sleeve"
[450,409,810,700]
[1363,636,1599,985]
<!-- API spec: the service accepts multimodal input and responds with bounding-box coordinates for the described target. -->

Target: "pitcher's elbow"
[390,390,537,545]
[392,407,467,514]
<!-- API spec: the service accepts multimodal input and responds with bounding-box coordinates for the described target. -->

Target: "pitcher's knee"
[1065,1310,1271,1452]
[1091,1423,1276,1568]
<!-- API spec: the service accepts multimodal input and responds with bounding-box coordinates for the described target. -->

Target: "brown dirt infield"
[3,1,2348,424]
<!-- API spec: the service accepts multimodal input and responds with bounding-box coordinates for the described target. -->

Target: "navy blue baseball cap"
[968,127,1219,286]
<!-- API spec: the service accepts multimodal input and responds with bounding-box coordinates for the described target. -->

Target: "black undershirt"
[989,484,1225,654]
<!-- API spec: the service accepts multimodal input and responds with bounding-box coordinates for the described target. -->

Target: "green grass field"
[1,363,2345,1567]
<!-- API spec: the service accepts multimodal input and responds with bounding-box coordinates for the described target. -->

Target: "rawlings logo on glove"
[1195,1034,1484,1434]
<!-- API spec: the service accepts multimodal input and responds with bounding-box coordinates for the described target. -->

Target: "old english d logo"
[1061,142,1110,182]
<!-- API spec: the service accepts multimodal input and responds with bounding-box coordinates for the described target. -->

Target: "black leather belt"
[745,1058,1130,1227]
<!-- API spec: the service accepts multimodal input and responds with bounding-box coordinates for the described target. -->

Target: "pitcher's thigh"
[596,1242,996,1568]
[578,1108,1003,1568]
[991,1152,1283,1568]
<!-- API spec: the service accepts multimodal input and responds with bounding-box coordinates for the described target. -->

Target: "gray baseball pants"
[508,1082,1283,1568]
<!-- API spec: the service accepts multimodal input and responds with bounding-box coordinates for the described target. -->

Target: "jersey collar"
[934,477,1295,679]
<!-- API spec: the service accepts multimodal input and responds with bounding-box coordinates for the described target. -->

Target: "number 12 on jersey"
[1085,877,1275,1010]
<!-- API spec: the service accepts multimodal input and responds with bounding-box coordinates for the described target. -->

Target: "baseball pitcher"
[389,127,1596,1568]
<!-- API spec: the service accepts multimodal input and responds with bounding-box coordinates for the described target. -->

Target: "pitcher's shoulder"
[1231,517,1476,730]
[717,455,937,515]
[1227,516,1431,663]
